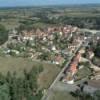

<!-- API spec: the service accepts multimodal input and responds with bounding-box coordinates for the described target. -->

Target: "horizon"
[0,0,100,7]
[0,3,100,8]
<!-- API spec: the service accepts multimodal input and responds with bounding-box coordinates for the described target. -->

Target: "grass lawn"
[76,67,92,78]
[0,56,60,89]
[38,63,60,89]
[0,56,37,77]
[75,62,92,79]
[49,91,77,100]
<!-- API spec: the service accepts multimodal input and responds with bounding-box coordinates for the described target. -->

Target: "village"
[0,24,100,100]
[0,1,100,99]
[0,25,80,65]
[39,25,100,100]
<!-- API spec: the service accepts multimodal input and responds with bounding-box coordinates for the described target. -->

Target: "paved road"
[41,41,83,100]
[51,82,78,92]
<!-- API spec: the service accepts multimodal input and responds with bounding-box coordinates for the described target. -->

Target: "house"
[53,55,65,65]
[79,48,85,54]
[94,32,100,40]
[75,53,81,62]
[72,27,78,33]
[51,45,56,51]
[88,50,94,59]
[11,29,18,34]
[48,34,54,41]
[70,62,78,75]
[68,44,76,53]
[62,71,74,84]
[59,31,63,36]
[62,53,81,84]
[21,30,34,41]
[11,50,20,55]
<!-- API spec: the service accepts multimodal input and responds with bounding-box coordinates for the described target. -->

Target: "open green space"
[38,63,60,89]
[0,56,60,89]
[75,62,93,80]
[49,91,77,100]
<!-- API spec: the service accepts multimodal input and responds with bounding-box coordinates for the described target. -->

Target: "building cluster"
[62,52,81,84]
[3,25,83,65]
[8,25,79,42]
[60,31,100,94]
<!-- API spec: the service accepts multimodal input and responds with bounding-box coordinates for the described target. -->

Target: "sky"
[0,0,100,7]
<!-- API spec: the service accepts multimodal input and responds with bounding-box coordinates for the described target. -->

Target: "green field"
[49,91,77,100]
[0,56,35,76]
[75,62,93,82]
[38,63,60,89]
[0,56,60,89]
[1,5,100,30]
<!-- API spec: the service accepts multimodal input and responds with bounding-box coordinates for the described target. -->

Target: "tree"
[0,84,10,100]
[0,24,8,45]
[93,90,100,100]
[38,52,49,61]
[94,46,100,58]
[6,71,12,84]
[0,66,43,100]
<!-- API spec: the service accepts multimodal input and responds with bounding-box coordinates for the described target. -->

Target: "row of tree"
[19,15,100,30]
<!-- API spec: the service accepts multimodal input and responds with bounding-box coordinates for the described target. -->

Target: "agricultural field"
[1,5,100,30]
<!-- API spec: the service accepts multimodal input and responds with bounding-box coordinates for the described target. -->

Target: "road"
[41,41,83,100]
[80,28,100,34]
[51,82,78,92]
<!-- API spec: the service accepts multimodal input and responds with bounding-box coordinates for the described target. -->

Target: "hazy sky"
[0,0,100,7]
